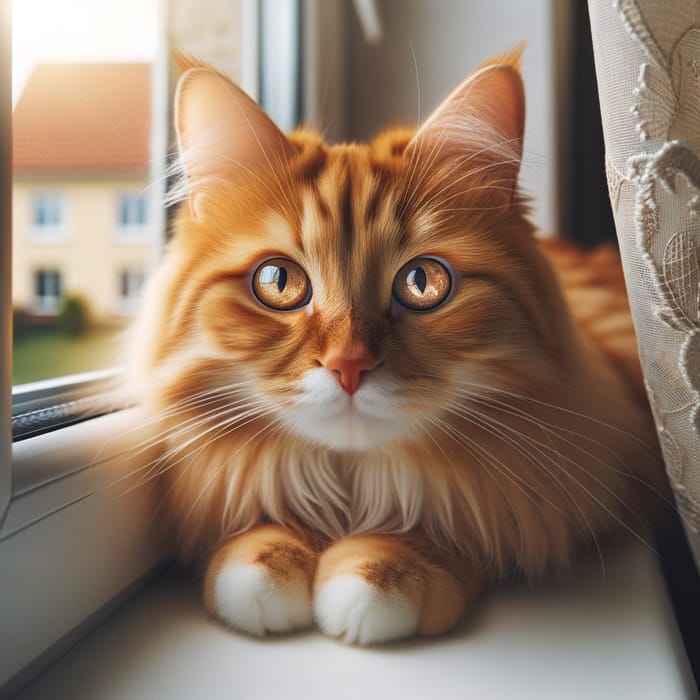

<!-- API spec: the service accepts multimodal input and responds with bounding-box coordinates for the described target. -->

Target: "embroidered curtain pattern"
[588,0,700,567]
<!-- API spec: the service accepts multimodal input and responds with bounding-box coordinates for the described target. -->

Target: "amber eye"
[393,257,452,311]
[252,257,311,310]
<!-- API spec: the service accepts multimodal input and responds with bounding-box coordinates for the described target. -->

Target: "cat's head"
[133,49,572,452]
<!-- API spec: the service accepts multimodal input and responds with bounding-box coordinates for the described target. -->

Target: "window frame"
[1,0,11,525]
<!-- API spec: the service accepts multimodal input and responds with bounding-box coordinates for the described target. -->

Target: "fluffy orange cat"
[129,49,665,644]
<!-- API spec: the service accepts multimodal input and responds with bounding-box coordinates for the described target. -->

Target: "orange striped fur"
[128,52,666,643]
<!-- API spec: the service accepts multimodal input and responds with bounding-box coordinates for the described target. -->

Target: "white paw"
[314,574,419,645]
[212,563,313,636]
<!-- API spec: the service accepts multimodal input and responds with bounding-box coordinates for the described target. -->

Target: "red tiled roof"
[13,63,151,174]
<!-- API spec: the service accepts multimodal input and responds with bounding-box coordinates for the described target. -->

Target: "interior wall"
[343,0,569,236]
[168,0,245,83]
[302,0,347,144]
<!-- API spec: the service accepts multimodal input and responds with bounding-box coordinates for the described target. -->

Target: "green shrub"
[58,294,89,335]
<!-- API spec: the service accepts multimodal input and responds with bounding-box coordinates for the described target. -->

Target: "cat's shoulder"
[537,237,626,290]
[538,237,645,398]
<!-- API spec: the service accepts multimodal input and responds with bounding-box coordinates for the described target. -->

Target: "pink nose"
[323,352,378,395]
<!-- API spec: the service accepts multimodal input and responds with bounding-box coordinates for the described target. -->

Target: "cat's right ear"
[405,45,526,198]
[174,61,295,217]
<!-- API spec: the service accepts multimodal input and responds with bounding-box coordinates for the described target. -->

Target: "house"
[12,63,156,324]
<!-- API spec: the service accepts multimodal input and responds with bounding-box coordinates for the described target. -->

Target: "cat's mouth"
[283,368,414,451]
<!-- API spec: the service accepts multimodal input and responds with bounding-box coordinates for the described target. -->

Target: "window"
[33,193,63,226]
[33,268,63,313]
[29,193,67,243]
[115,193,151,243]
[119,194,148,226]
[116,268,146,314]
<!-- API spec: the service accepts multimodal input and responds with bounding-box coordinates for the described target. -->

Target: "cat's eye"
[252,258,311,311]
[393,257,452,311]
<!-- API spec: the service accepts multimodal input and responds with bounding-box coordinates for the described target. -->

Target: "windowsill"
[10,542,698,700]
[27,228,69,245]
[28,303,59,316]
[113,300,141,316]
[1,411,165,691]
[113,226,153,246]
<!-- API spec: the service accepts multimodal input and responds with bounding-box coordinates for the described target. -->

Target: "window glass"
[33,194,64,227]
[28,192,67,245]
[116,268,146,315]
[11,0,161,385]
[34,268,63,312]
[119,194,148,227]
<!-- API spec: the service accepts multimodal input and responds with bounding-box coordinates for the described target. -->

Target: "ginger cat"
[129,49,665,645]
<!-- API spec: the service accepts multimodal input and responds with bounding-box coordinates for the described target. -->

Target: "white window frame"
[0,0,11,530]
[27,191,69,245]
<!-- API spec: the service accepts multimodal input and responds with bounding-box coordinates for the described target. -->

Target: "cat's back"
[539,238,645,398]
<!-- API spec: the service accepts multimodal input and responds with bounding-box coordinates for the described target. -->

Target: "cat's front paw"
[314,574,419,645]
[210,561,313,636]
[204,526,317,636]
[314,534,477,645]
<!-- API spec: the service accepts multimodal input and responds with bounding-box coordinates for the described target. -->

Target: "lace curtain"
[588,0,700,568]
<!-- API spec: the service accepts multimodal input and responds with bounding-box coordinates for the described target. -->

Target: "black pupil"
[275,266,287,292]
[411,267,427,294]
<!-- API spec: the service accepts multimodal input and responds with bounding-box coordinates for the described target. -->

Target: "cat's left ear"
[407,46,525,194]
[174,57,295,216]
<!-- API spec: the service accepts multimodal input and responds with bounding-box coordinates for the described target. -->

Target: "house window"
[34,268,63,313]
[116,268,146,314]
[119,194,148,226]
[115,193,151,244]
[29,193,66,243]
[34,194,62,226]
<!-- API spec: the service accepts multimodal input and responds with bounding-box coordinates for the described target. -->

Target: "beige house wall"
[12,176,156,324]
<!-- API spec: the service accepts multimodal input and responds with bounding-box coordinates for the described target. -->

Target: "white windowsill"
[10,541,698,700]
[113,226,153,245]
[1,411,165,692]
[113,298,141,316]
[28,301,60,315]
[27,227,69,245]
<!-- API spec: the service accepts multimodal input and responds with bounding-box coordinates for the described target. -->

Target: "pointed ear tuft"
[174,62,295,214]
[474,40,526,73]
[407,45,526,193]
[171,51,210,76]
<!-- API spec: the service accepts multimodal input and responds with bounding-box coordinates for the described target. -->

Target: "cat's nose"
[323,350,378,395]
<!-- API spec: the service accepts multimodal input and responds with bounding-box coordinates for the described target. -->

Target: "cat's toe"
[210,562,313,636]
[314,574,419,645]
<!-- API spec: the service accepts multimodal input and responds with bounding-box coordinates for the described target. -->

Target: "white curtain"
[588,0,700,568]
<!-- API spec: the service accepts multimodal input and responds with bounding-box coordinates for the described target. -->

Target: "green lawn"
[13,326,126,385]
